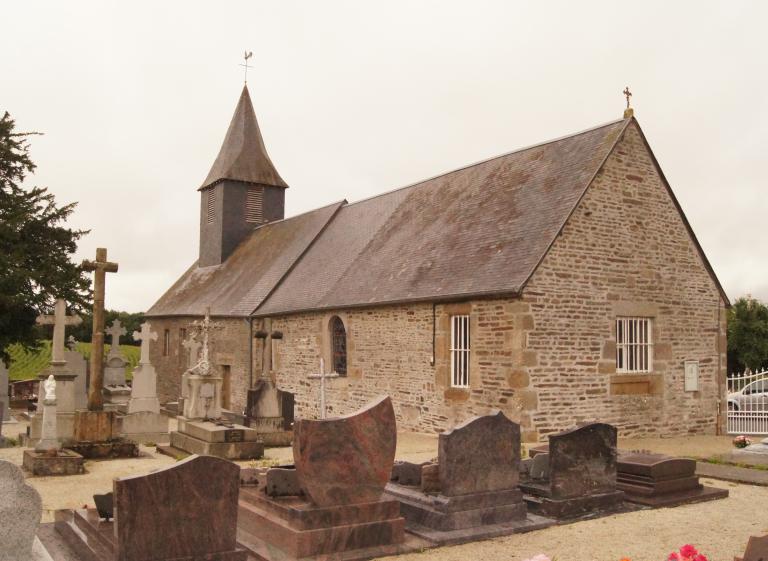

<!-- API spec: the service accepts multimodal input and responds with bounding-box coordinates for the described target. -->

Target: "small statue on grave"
[43,375,57,403]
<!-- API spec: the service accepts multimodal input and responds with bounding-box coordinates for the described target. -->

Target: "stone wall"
[149,316,259,414]
[269,121,726,440]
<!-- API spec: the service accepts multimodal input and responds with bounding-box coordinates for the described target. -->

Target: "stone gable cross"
[133,322,158,365]
[106,319,127,357]
[623,86,632,109]
[36,299,82,365]
[308,358,338,420]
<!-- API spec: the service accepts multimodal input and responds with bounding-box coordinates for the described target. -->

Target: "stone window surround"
[604,302,665,396]
[436,303,478,402]
[319,313,351,377]
[162,329,171,357]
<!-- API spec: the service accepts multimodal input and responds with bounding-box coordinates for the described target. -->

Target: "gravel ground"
[2,421,763,560]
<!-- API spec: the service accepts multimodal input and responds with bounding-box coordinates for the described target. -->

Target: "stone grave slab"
[237,396,427,561]
[735,534,768,561]
[519,422,625,518]
[0,459,43,561]
[617,451,728,507]
[50,454,248,561]
[385,411,553,546]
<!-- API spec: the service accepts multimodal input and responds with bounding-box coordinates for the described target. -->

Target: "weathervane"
[240,51,253,84]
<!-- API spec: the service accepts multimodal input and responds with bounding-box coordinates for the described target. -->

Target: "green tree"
[727,296,768,374]
[0,112,90,362]
[69,310,145,346]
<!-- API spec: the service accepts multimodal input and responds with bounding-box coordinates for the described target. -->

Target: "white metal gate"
[727,369,768,435]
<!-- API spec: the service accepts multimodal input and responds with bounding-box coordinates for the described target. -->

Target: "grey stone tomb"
[102,319,131,409]
[0,459,43,561]
[64,336,88,411]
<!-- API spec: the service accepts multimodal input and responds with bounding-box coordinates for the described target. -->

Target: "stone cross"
[106,319,127,358]
[82,247,118,411]
[133,322,157,365]
[189,308,223,376]
[182,331,202,369]
[308,358,338,420]
[36,299,82,365]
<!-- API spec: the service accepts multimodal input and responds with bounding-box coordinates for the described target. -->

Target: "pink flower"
[680,545,698,558]
[524,556,551,561]
[668,553,680,561]
[693,555,708,561]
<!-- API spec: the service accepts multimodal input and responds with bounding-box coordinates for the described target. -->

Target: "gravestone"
[245,379,293,446]
[35,375,60,453]
[617,451,728,507]
[51,455,247,561]
[102,320,131,409]
[236,396,416,561]
[65,336,88,411]
[519,422,625,518]
[0,360,12,423]
[736,535,768,561]
[386,411,552,545]
[115,322,169,443]
[0,460,43,561]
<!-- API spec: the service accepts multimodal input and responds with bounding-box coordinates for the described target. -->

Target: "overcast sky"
[2,1,766,313]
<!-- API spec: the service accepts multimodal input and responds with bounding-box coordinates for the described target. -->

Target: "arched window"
[330,316,347,376]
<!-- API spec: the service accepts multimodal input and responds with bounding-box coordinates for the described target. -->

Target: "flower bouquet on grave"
[668,544,709,561]
[523,556,553,561]
[733,435,752,448]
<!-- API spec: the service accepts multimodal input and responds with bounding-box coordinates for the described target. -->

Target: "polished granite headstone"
[519,423,625,518]
[237,396,425,561]
[51,455,247,561]
[735,534,768,561]
[617,451,728,507]
[385,411,553,545]
[0,459,43,561]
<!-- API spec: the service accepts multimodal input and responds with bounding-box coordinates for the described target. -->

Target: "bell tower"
[198,86,288,267]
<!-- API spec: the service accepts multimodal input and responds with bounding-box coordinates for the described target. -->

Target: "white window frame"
[450,315,470,388]
[616,317,653,373]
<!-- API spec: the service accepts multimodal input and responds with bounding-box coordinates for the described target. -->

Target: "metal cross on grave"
[36,299,82,366]
[106,319,127,358]
[190,308,224,375]
[308,358,339,420]
[132,322,157,366]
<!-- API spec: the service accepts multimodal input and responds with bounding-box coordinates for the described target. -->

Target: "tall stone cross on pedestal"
[82,247,119,411]
[308,358,338,420]
[133,322,158,365]
[106,319,127,358]
[36,299,82,367]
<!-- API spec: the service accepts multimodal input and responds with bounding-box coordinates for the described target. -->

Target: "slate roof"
[146,202,342,317]
[200,86,289,190]
[147,115,729,319]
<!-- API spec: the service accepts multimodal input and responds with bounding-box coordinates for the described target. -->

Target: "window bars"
[451,315,470,387]
[616,317,653,373]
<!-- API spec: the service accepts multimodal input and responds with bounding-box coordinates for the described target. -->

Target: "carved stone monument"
[102,319,131,409]
[236,396,419,561]
[0,460,43,561]
[50,455,248,561]
[386,411,553,545]
[115,322,169,443]
[23,376,84,476]
[735,535,768,561]
[28,299,81,445]
[246,378,293,446]
[65,336,88,411]
[160,310,263,460]
[617,451,728,507]
[519,422,625,518]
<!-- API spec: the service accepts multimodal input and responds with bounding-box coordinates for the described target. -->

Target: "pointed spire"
[200,86,288,190]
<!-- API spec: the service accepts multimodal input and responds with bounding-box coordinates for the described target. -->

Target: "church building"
[146,86,729,441]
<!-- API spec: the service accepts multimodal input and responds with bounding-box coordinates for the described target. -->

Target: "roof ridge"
[250,199,348,232]
[342,117,627,209]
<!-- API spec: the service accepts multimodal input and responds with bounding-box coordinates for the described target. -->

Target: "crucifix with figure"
[308,358,339,419]
[36,299,82,367]
[82,247,119,410]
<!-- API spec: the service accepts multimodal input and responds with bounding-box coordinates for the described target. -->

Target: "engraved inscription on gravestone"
[225,429,244,443]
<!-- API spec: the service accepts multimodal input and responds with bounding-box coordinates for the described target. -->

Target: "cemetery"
[3,5,768,560]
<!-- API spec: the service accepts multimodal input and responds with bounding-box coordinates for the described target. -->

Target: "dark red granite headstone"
[438,411,521,496]
[114,455,245,561]
[293,395,396,507]
[549,422,617,500]
[737,534,768,561]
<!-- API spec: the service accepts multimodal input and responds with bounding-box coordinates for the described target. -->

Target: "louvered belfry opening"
[206,187,216,224]
[246,186,264,223]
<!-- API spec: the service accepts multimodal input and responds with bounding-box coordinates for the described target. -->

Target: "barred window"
[330,316,347,376]
[616,317,653,373]
[206,188,216,224]
[246,187,264,223]
[451,315,470,388]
